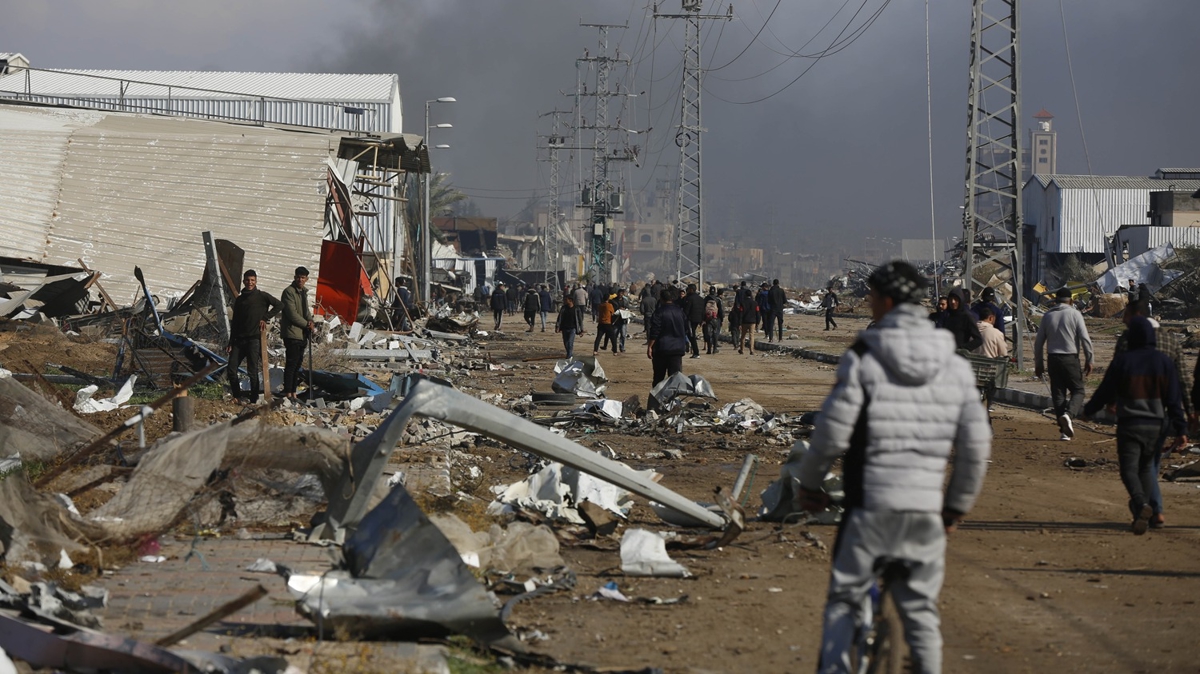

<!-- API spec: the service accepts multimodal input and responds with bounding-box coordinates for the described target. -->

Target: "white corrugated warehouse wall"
[0,105,335,304]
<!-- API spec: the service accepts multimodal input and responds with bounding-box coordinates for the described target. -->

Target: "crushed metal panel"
[293,482,518,646]
[321,379,727,534]
[29,109,330,305]
[0,609,200,673]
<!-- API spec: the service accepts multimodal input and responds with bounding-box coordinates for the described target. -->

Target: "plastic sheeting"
[648,372,716,408]
[552,357,608,398]
[1096,242,1183,294]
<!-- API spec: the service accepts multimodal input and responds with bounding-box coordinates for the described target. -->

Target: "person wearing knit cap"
[798,260,990,673]
[1034,287,1094,441]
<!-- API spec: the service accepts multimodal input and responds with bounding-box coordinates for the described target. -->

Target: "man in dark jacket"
[538,284,553,332]
[505,283,518,315]
[681,283,706,359]
[490,283,507,330]
[734,283,759,355]
[227,269,281,403]
[1084,316,1187,534]
[523,286,540,332]
[647,287,689,386]
[821,287,839,331]
[639,289,658,337]
[280,266,313,401]
[556,295,581,358]
[971,287,1006,339]
[942,288,983,352]
[767,279,786,342]
[756,283,771,338]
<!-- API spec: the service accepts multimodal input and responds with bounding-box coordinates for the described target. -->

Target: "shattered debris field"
[3,312,1200,673]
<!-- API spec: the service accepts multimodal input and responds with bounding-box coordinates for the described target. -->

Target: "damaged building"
[0,61,427,322]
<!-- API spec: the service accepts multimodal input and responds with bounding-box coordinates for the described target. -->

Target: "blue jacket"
[539,289,553,312]
[648,302,690,356]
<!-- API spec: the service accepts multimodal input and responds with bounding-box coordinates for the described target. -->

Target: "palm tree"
[404,172,467,246]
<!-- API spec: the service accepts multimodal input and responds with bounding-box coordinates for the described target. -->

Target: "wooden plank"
[259,322,272,403]
[76,259,119,312]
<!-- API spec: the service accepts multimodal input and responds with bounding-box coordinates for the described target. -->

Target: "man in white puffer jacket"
[798,261,992,674]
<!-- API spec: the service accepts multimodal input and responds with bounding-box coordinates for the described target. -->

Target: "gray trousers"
[819,510,946,674]
[1047,353,1085,418]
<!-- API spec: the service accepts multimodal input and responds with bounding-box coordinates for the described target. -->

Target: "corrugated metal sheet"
[0,107,104,259]
[0,104,334,305]
[1034,174,1200,191]
[0,69,402,132]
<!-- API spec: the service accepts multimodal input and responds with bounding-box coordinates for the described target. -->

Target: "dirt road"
[475,312,1200,673]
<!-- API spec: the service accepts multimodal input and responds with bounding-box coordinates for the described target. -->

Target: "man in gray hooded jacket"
[798,260,991,674]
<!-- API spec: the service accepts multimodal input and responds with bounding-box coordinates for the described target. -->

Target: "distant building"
[900,238,949,263]
[1023,171,1200,286]
[1026,108,1058,180]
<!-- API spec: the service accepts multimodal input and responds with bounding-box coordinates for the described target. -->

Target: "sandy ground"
[6,309,1200,672]
[471,311,1200,673]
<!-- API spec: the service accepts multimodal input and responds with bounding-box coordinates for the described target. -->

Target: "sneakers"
[1132,504,1153,535]
[1059,433,1071,441]
[1150,513,1165,529]
[1057,414,1075,439]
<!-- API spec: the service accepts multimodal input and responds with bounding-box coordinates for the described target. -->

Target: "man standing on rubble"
[280,267,313,401]
[798,260,991,674]
[490,282,507,331]
[1034,287,1094,441]
[227,269,281,403]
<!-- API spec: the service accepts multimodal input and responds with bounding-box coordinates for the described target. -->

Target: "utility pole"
[962,0,1024,367]
[656,1,732,288]
[577,22,635,285]
[538,109,572,292]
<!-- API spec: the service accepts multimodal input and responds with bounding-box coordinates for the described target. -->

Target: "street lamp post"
[423,97,456,305]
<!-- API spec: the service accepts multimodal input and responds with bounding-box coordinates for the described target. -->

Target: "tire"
[867,592,909,674]
[531,391,577,405]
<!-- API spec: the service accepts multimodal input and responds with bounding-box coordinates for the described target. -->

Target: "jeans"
[820,510,946,674]
[651,351,683,386]
[283,338,306,396]
[540,310,548,330]
[1116,422,1164,518]
[1047,353,1085,418]
[561,329,576,358]
[617,322,628,351]
[227,337,262,401]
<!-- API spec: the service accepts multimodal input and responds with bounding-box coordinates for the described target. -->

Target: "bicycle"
[850,557,911,674]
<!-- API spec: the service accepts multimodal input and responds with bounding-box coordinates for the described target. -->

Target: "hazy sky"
[4,0,1197,249]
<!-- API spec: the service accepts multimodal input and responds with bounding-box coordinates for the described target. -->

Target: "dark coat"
[539,290,554,312]
[681,291,707,324]
[490,288,507,312]
[768,285,786,314]
[556,305,580,332]
[734,288,758,324]
[943,288,983,352]
[648,302,690,356]
[230,288,280,342]
[523,290,540,315]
